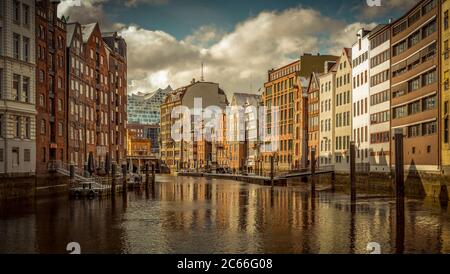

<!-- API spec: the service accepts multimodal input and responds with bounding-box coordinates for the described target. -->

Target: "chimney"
[324,61,336,74]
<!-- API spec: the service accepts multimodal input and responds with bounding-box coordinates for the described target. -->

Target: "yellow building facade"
[442,0,450,172]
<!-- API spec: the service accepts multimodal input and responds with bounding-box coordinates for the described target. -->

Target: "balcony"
[391,81,437,107]
[391,6,437,44]
[391,52,437,85]
[391,108,437,128]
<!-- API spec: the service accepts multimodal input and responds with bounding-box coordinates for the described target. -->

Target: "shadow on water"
[405,160,426,198]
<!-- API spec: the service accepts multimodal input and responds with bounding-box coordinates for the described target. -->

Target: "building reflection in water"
[0,175,450,254]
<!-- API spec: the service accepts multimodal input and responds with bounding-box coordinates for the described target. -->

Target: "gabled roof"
[81,22,97,43]
[307,72,322,92]
[343,48,352,60]
[66,23,77,47]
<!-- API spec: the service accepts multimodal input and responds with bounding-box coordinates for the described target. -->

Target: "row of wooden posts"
[308,130,406,253]
[96,163,155,194]
[109,163,156,194]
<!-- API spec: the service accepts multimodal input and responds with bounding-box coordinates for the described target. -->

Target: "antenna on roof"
[201,62,204,82]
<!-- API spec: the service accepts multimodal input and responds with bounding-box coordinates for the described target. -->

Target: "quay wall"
[0,175,69,200]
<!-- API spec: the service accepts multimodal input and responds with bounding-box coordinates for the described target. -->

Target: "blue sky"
[60,0,417,95]
[105,0,409,40]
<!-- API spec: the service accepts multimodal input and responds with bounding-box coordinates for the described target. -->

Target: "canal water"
[1,175,449,254]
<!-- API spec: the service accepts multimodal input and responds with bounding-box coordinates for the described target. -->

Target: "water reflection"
[0,175,450,254]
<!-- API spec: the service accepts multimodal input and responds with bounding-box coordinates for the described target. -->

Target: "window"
[444,40,449,60]
[408,124,421,137]
[58,122,63,137]
[423,69,436,86]
[13,33,20,59]
[394,106,407,119]
[408,31,421,47]
[409,101,421,115]
[23,37,29,62]
[423,121,437,135]
[409,76,421,92]
[0,68,2,99]
[13,0,20,23]
[0,149,3,162]
[39,94,45,107]
[24,149,30,162]
[39,70,45,83]
[422,0,436,15]
[14,116,21,138]
[423,95,436,111]
[446,116,449,144]
[0,114,3,138]
[13,74,20,101]
[12,147,19,167]
[22,4,29,26]
[445,10,449,30]
[42,147,46,163]
[422,19,436,39]
[24,117,30,139]
[393,21,407,37]
[40,119,46,135]
[22,77,29,102]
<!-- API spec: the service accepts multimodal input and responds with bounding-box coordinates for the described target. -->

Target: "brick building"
[35,0,67,174]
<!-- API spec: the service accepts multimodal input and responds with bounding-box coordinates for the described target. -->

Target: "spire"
[201,62,204,82]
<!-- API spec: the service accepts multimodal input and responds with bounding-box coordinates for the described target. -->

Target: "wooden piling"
[394,129,405,254]
[145,163,150,190]
[311,149,316,194]
[270,156,274,187]
[331,171,336,192]
[350,141,356,202]
[69,164,75,180]
[122,164,127,193]
[152,164,156,185]
[111,163,116,195]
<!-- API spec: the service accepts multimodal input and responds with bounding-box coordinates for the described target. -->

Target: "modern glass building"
[127,86,172,124]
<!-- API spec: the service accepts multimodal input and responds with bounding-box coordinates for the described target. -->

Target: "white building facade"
[368,25,391,173]
[318,63,337,168]
[352,29,372,172]
[0,0,36,176]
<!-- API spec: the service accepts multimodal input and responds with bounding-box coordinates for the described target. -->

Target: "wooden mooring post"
[394,129,405,254]
[145,163,150,190]
[111,163,116,195]
[270,156,274,187]
[331,171,336,192]
[122,164,127,193]
[350,141,356,202]
[311,149,316,195]
[152,164,156,185]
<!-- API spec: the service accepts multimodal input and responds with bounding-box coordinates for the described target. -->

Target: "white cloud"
[123,7,373,98]
[123,0,170,7]
[59,2,379,98]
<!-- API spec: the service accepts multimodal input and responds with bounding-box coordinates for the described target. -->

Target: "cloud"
[59,2,379,99]
[58,0,115,30]
[123,0,170,7]
[123,6,375,98]
[184,25,226,48]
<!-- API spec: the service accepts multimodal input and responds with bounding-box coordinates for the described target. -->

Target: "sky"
[58,0,418,98]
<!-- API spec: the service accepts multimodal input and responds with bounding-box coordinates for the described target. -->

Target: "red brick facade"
[35,0,67,175]
[36,2,127,175]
